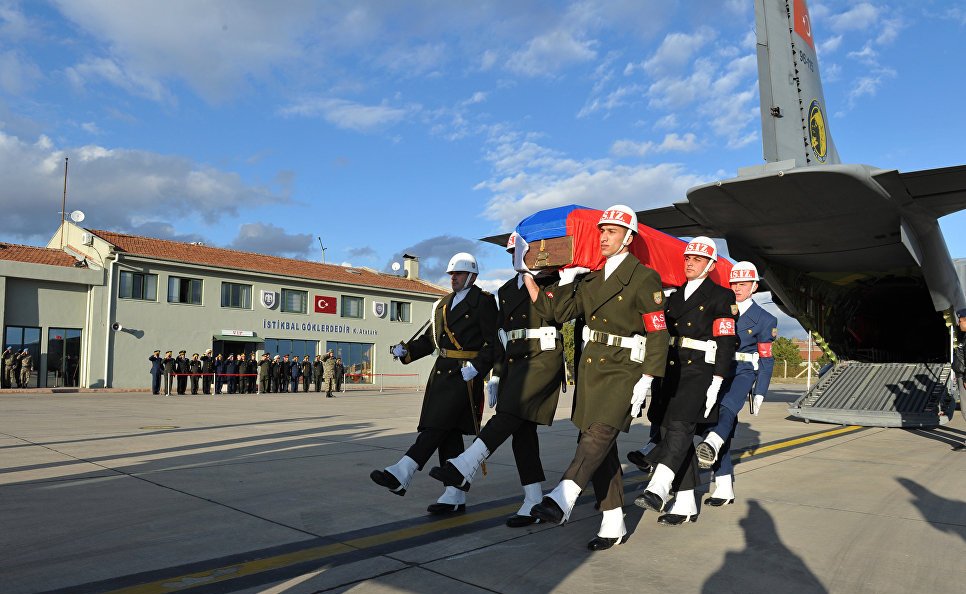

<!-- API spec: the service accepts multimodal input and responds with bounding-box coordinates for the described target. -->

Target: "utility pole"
[60,157,69,248]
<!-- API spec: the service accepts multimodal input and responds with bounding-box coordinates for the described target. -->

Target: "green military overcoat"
[537,254,670,432]
[491,274,564,426]
[402,284,498,435]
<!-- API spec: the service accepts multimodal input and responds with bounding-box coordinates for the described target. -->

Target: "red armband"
[713,318,736,336]
[643,311,666,332]
[757,342,773,358]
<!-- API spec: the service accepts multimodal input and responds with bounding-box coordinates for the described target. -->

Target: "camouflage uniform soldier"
[18,349,33,388]
[322,351,337,397]
[2,347,15,389]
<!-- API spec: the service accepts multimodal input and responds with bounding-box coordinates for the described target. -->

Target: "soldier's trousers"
[560,422,623,512]
[301,376,309,392]
[177,376,187,394]
[202,374,211,394]
[20,369,30,387]
[151,373,161,394]
[477,412,545,486]
[405,427,465,470]
[259,377,269,393]
[709,405,740,477]
[314,374,322,391]
[190,376,199,394]
[163,373,173,395]
[646,419,700,492]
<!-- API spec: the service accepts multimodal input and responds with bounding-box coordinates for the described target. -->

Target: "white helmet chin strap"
[699,259,715,279]
[462,273,477,291]
[621,228,634,247]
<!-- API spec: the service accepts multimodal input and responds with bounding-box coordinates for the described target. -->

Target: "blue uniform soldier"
[148,349,162,395]
[695,261,777,506]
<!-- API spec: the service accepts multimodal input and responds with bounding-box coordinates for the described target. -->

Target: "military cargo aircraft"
[634,0,966,426]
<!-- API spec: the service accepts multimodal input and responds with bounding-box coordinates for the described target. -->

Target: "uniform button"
[509,315,514,320]
[464,314,469,318]
[687,322,692,327]
[602,318,607,323]
[591,315,597,320]
[522,314,527,319]
[586,357,592,364]
[599,358,606,364]
[675,322,679,326]
[748,329,753,334]
[687,360,692,364]
[509,358,514,363]
[699,306,704,311]
[617,296,623,301]
[669,360,675,366]
[436,370,441,374]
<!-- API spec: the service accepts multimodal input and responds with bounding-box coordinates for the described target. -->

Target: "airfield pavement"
[1,383,964,594]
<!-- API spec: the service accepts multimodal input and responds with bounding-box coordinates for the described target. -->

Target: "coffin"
[516,204,733,288]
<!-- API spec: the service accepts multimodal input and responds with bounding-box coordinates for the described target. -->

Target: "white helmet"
[684,236,718,261]
[729,261,760,283]
[505,232,519,253]
[597,204,638,231]
[446,252,479,274]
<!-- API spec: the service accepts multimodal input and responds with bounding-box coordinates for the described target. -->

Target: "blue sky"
[1,0,965,336]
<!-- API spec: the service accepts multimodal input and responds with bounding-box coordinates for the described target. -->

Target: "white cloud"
[577,83,644,118]
[0,130,287,242]
[80,121,101,135]
[505,29,597,76]
[828,3,879,32]
[641,28,715,78]
[377,42,448,77]
[65,57,171,103]
[610,132,700,157]
[0,1,31,40]
[847,44,878,66]
[0,49,41,94]
[846,69,896,107]
[818,35,843,56]
[876,18,903,45]
[278,97,412,132]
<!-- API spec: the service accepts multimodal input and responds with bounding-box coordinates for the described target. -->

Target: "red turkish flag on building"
[314,295,337,314]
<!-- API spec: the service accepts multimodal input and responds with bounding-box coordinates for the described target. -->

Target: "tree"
[771,336,802,367]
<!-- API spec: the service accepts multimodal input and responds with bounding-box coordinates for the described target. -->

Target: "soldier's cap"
[22,348,28,353]
[205,349,212,354]
[178,350,186,354]
[153,349,161,353]
[192,353,199,357]
[165,350,172,355]
[957,308,966,319]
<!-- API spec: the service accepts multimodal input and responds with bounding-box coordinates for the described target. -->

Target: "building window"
[327,341,373,384]
[47,328,82,388]
[390,300,411,323]
[264,339,318,360]
[168,276,203,305]
[118,271,158,301]
[341,295,364,319]
[221,282,252,309]
[281,289,307,314]
[4,326,41,388]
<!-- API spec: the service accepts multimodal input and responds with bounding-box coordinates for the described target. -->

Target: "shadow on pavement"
[897,478,966,543]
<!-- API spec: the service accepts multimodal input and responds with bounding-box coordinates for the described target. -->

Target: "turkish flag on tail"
[315,295,337,314]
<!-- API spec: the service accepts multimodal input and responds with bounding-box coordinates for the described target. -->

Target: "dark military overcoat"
[648,278,738,424]
[537,254,670,432]
[490,275,564,426]
[402,285,498,435]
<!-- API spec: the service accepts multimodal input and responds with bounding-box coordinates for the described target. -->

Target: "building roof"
[89,229,448,296]
[0,242,81,268]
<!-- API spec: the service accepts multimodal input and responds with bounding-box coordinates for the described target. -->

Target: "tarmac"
[1,383,964,594]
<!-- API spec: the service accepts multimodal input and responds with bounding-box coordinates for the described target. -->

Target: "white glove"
[512,235,531,273]
[704,376,723,417]
[751,394,765,415]
[461,363,478,382]
[391,344,407,358]
[631,374,652,417]
[487,376,500,408]
[558,266,591,286]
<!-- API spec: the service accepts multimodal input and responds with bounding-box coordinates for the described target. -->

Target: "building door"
[47,328,83,387]
[4,326,41,388]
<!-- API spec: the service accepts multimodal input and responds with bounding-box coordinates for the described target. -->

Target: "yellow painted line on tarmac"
[105,424,865,593]
[736,425,863,460]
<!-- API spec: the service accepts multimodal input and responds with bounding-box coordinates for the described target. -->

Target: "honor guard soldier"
[371,252,498,515]
[200,349,214,394]
[270,355,281,392]
[527,205,670,550]
[694,261,777,506]
[429,232,565,527]
[238,354,250,393]
[189,353,203,394]
[635,236,738,525]
[258,353,271,394]
[300,356,312,392]
[148,350,163,395]
[162,351,176,396]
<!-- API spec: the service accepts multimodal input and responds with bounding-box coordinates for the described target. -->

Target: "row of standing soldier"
[1,347,33,389]
[148,350,343,396]
[370,203,778,551]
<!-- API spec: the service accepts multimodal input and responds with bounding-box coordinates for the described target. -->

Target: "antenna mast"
[317,236,327,264]
[60,157,69,248]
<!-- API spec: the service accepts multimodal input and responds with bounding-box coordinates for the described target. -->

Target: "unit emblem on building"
[260,290,278,309]
[372,301,388,318]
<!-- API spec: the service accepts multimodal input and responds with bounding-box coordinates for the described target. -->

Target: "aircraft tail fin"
[756,0,840,167]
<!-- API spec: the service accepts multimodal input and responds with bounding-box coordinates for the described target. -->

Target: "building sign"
[261,319,377,336]
[260,290,278,309]
[221,329,255,337]
[314,295,337,314]
[372,301,387,318]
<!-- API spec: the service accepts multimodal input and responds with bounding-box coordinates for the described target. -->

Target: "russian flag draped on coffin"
[514,204,733,288]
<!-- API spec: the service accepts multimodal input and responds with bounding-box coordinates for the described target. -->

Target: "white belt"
[499,326,559,351]
[669,336,717,364]
[581,326,647,363]
[734,351,760,370]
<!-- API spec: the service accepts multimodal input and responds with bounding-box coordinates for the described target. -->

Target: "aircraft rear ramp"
[789,361,957,428]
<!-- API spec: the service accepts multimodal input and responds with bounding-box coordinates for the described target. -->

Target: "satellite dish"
[391,262,401,272]
[69,210,86,223]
